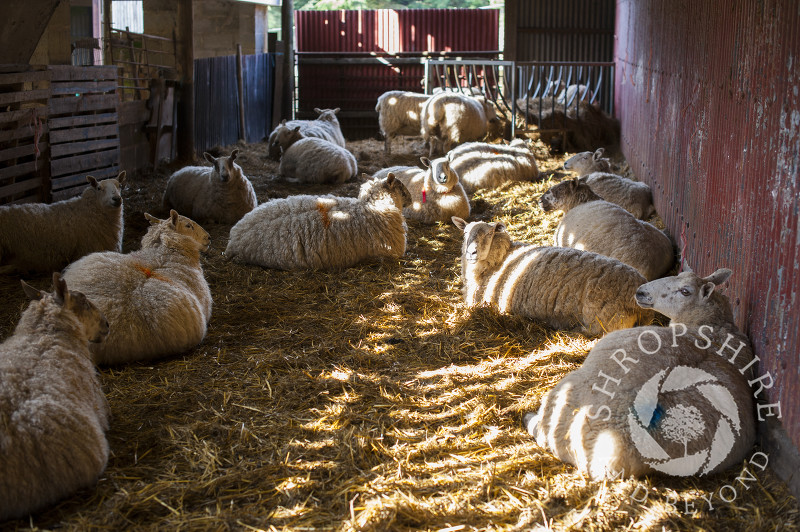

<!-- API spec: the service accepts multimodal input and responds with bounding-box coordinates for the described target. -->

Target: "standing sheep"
[373,156,470,224]
[539,179,674,280]
[225,174,412,270]
[563,148,655,220]
[0,173,125,274]
[0,273,110,521]
[452,217,652,335]
[61,210,212,365]
[266,108,345,160]
[421,92,498,157]
[163,149,257,225]
[446,139,540,194]
[375,91,431,155]
[524,268,757,480]
[279,131,358,184]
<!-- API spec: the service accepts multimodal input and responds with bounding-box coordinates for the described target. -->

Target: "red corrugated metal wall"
[615,0,800,461]
[294,9,499,138]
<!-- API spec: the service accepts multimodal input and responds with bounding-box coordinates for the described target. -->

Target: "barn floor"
[0,136,798,531]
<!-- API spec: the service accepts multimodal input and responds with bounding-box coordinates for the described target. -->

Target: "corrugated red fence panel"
[295,9,499,139]
[615,0,800,468]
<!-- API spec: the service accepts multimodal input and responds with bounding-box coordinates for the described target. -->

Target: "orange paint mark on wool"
[317,201,332,228]
[133,263,170,282]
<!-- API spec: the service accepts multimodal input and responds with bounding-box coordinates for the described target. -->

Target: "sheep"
[523,268,757,480]
[539,178,674,280]
[421,92,498,157]
[563,148,655,220]
[373,156,470,224]
[278,130,358,185]
[163,149,257,225]
[225,173,412,270]
[452,217,653,336]
[266,108,345,160]
[557,84,595,105]
[375,90,431,155]
[0,173,125,274]
[61,210,212,365]
[0,273,110,521]
[446,139,540,194]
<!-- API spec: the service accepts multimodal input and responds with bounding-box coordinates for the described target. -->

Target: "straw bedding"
[0,135,798,531]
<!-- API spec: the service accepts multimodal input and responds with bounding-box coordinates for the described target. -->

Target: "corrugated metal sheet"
[514,0,615,62]
[615,0,800,450]
[194,53,276,153]
[295,9,500,139]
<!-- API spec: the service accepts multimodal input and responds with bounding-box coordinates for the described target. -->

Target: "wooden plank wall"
[47,65,121,201]
[0,65,51,205]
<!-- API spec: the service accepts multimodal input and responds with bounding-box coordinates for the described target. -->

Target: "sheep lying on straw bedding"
[375,90,431,155]
[539,178,674,281]
[452,217,652,336]
[373,156,470,224]
[563,148,655,220]
[524,268,757,480]
[0,173,125,274]
[61,210,212,365]
[278,130,358,185]
[266,107,346,160]
[421,92,498,157]
[0,273,110,521]
[225,174,412,270]
[446,139,540,194]
[163,148,257,225]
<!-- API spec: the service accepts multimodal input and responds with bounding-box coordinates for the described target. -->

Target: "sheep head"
[539,178,601,213]
[635,268,734,327]
[85,173,124,208]
[420,156,459,194]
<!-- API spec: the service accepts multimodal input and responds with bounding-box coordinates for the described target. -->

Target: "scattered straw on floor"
[0,136,797,531]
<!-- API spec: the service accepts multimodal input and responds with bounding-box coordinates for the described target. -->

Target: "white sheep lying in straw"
[421,92,498,157]
[225,174,412,270]
[452,217,652,335]
[446,139,540,194]
[524,268,757,480]
[563,148,655,220]
[266,107,346,160]
[278,129,358,184]
[375,90,431,155]
[0,273,110,521]
[373,156,469,224]
[163,149,257,225]
[61,210,212,365]
[540,178,674,281]
[0,173,125,274]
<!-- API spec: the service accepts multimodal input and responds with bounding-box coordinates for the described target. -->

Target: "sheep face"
[204,150,240,183]
[563,148,611,174]
[635,268,733,320]
[420,156,459,193]
[384,173,413,209]
[539,178,598,213]
[452,218,505,265]
[314,107,340,123]
[21,273,109,343]
[86,172,125,208]
[145,211,211,252]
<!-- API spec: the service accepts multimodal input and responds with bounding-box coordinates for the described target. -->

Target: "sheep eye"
[680,288,691,296]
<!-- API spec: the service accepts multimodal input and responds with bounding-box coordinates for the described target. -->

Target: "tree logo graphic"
[627,365,742,476]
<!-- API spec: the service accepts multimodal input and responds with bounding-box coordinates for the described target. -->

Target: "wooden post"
[281,0,294,121]
[176,0,194,162]
[236,44,246,141]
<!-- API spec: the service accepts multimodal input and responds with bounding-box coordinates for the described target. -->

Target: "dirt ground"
[0,134,798,531]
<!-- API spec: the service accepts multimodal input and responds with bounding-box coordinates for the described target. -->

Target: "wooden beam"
[281,0,294,120]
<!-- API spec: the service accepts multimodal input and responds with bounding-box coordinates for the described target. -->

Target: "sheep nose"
[112,196,122,206]
[635,288,648,300]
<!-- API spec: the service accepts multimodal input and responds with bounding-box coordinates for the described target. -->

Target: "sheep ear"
[494,222,506,233]
[280,119,286,125]
[230,149,239,162]
[451,216,467,231]
[144,212,160,225]
[292,126,301,133]
[386,172,396,184]
[593,148,605,161]
[116,170,127,186]
[704,268,732,286]
[420,157,431,168]
[20,279,44,301]
[314,108,322,114]
[333,108,340,114]
[52,272,68,305]
[170,209,179,225]
[700,282,716,300]
[203,152,216,164]
[86,175,99,188]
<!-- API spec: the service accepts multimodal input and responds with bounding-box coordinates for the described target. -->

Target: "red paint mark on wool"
[422,189,427,203]
[317,202,332,228]
[134,264,170,282]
